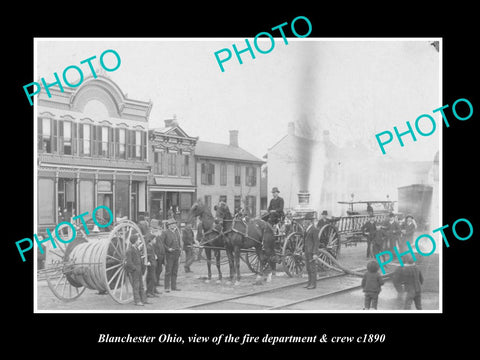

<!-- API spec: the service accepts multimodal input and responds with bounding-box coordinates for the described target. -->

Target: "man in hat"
[382,213,401,253]
[150,219,165,288]
[267,187,284,225]
[316,210,330,230]
[400,215,417,252]
[182,222,195,273]
[159,218,182,292]
[361,215,377,258]
[125,234,149,306]
[304,212,320,289]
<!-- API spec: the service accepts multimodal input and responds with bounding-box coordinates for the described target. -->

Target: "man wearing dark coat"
[151,219,165,287]
[316,210,330,230]
[383,213,401,253]
[160,218,182,292]
[182,223,195,273]
[304,213,320,289]
[267,187,284,225]
[361,216,377,258]
[145,237,158,297]
[402,255,424,310]
[400,215,417,252]
[125,234,148,306]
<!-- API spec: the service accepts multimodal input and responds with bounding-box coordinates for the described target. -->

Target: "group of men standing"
[361,213,417,260]
[125,213,196,306]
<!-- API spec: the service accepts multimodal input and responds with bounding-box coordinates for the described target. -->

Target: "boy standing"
[145,237,159,298]
[361,260,385,310]
[403,255,424,310]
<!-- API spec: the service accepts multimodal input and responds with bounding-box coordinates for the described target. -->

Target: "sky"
[35,38,440,162]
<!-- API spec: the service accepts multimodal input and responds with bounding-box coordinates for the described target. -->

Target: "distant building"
[195,130,264,217]
[267,122,435,217]
[36,75,151,232]
[148,118,198,222]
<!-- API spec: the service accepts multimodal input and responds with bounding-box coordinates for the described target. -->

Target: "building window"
[181,154,190,176]
[246,166,257,186]
[234,164,241,186]
[116,128,126,159]
[38,178,55,225]
[134,131,142,160]
[58,121,73,155]
[127,130,146,160]
[154,151,164,175]
[220,163,227,186]
[219,195,227,204]
[245,195,256,217]
[168,152,177,175]
[201,162,215,185]
[38,118,52,153]
[79,123,91,156]
[100,126,109,157]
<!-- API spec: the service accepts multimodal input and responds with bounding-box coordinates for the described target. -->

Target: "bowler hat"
[321,210,328,216]
[271,187,280,193]
[405,214,414,220]
[167,218,176,225]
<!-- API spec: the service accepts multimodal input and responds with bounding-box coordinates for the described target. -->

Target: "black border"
[7,6,479,353]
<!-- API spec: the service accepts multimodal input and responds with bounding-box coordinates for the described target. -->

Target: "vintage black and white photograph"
[34,38,441,313]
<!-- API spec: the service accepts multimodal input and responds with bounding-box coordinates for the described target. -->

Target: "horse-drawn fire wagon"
[243,192,398,277]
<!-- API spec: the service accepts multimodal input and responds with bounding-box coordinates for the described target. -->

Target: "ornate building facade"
[148,118,198,222]
[36,75,151,232]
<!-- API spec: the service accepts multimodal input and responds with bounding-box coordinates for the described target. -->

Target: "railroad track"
[180,268,392,310]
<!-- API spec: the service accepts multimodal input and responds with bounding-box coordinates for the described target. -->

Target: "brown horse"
[187,202,226,283]
[215,202,276,285]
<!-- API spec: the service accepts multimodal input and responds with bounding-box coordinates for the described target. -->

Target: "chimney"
[287,122,295,136]
[229,130,239,147]
[164,115,178,128]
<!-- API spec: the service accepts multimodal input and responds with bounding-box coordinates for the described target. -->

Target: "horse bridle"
[220,216,264,246]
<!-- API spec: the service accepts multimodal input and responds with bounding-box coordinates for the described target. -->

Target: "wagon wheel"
[45,223,86,301]
[102,221,147,304]
[245,251,268,274]
[282,232,305,277]
[317,224,341,271]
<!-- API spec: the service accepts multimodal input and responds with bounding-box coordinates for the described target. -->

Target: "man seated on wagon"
[265,187,285,225]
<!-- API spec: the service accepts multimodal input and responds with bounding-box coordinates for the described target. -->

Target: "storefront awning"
[149,186,196,193]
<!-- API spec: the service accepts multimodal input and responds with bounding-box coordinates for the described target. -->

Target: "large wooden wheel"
[281,232,305,277]
[317,224,341,271]
[102,221,147,304]
[45,223,86,302]
[44,220,147,304]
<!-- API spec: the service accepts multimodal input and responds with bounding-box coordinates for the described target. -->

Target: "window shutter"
[37,118,43,151]
[114,128,119,159]
[52,119,58,153]
[72,122,77,155]
[142,131,147,160]
[109,127,114,157]
[79,124,84,155]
